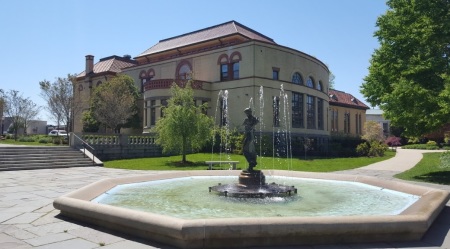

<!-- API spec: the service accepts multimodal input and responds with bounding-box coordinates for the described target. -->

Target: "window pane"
[291,92,303,128]
[232,62,239,79]
[221,64,228,81]
[318,98,323,130]
[178,64,191,79]
[273,70,279,80]
[292,72,303,85]
[307,95,315,129]
[307,77,314,88]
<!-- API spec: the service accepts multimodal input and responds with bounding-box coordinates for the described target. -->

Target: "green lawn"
[395,152,450,185]
[0,136,67,146]
[104,151,396,172]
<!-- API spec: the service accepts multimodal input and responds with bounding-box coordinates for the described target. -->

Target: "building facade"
[366,109,390,137]
[74,21,369,144]
[329,89,369,136]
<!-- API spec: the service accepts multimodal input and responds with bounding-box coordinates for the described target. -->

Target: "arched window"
[178,63,191,80]
[219,52,241,81]
[306,77,314,88]
[292,72,303,85]
[317,81,323,91]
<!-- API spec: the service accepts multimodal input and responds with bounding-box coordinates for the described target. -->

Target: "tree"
[154,81,213,164]
[328,71,336,89]
[39,74,81,132]
[1,90,40,139]
[81,110,100,132]
[90,74,139,133]
[361,0,450,137]
[362,121,384,142]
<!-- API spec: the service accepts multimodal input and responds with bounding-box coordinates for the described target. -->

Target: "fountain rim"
[53,170,450,248]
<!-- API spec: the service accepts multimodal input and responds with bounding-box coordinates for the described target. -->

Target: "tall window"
[307,95,315,129]
[358,114,362,135]
[144,100,148,127]
[292,72,303,85]
[232,62,239,79]
[273,96,280,127]
[306,77,314,88]
[150,100,156,126]
[291,92,303,128]
[344,112,350,133]
[317,81,323,91]
[317,98,324,130]
[331,109,338,132]
[220,64,228,81]
[160,99,167,118]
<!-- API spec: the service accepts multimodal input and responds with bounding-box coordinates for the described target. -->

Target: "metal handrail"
[72,133,97,165]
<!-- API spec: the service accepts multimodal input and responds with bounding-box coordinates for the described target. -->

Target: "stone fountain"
[53,88,450,248]
[209,107,297,198]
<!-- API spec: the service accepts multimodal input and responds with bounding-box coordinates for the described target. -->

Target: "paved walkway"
[0,148,449,249]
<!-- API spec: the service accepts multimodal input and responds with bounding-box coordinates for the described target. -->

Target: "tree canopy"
[39,74,80,132]
[1,90,40,139]
[154,81,213,163]
[90,74,140,133]
[361,0,450,136]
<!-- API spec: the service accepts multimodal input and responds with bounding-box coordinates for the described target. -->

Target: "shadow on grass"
[413,171,450,185]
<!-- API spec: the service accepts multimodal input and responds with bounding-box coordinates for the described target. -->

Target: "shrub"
[39,138,51,143]
[356,142,370,156]
[385,136,402,147]
[402,144,440,150]
[426,140,438,146]
[18,137,36,142]
[356,141,387,157]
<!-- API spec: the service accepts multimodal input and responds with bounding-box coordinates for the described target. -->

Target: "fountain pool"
[54,170,450,249]
[92,176,418,219]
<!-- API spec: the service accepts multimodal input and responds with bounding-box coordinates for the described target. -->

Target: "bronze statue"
[242,108,259,172]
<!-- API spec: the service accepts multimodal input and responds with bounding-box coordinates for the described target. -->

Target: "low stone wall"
[71,133,163,161]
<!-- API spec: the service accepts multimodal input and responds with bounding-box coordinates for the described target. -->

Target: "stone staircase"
[0,146,102,171]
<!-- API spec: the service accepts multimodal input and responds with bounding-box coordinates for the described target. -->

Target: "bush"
[356,142,370,156]
[39,138,51,144]
[18,137,36,142]
[402,144,441,150]
[385,136,402,147]
[356,141,387,157]
[426,140,438,146]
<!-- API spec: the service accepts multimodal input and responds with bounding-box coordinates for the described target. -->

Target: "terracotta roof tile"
[77,56,136,78]
[329,89,369,110]
[137,20,276,57]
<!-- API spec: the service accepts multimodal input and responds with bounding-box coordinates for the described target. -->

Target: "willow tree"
[361,0,450,136]
[91,74,139,133]
[154,81,213,164]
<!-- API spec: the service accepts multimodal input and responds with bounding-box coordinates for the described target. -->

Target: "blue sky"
[0,0,387,123]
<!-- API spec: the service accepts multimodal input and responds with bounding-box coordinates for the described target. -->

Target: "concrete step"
[0,146,101,171]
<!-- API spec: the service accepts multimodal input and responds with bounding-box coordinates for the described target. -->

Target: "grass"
[104,151,396,172]
[0,135,67,146]
[395,152,450,185]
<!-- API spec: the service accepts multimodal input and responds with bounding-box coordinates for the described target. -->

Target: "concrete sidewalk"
[0,149,449,249]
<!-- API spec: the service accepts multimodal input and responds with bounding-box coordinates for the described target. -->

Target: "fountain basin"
[53,170,450,249]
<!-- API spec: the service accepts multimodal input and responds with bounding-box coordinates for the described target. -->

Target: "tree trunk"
[182,137,187,164]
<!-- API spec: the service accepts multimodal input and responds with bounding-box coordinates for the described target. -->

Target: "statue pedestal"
[239,170,266,187]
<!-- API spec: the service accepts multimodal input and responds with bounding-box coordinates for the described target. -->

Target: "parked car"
[48,130,67,136]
